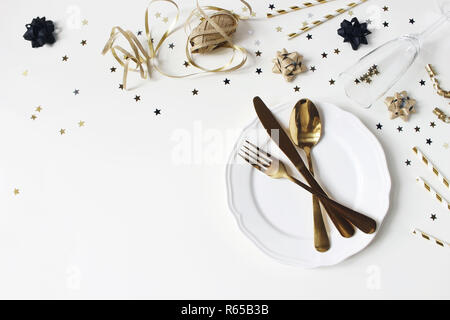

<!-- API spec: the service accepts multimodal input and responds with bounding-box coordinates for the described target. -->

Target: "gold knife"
[253,96,376,236]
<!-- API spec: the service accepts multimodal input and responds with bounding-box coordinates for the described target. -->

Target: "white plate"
[226,101,391,268]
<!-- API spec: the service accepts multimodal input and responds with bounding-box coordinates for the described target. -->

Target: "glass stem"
[417,15,447,45]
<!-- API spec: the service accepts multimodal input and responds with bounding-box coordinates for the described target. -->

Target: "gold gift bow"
[102,0,252,89]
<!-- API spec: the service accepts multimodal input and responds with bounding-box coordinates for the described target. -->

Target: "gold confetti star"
[14,188,20,195]
[251,12,256,17]
[276,26,282,32]
[82,19,88,25]
[163,17,169,23]
[444,143,449,149]
[78,121,85,127]
[348,11,354,16]
[31,114,37,120]
[155,12,161,18]
[22,70,28,76]
[242,7,248,12]
[36,106,42,112]
[302,21,308,27]
[59,129,66,135]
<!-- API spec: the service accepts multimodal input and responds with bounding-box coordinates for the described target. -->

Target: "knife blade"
[253,96,356,237]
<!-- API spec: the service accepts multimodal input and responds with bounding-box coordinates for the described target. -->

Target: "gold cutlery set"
[239,97,377,252]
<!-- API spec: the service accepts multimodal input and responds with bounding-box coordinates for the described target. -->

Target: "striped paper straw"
[412,228,450,249]
[267,0,337,18]
[416,177,450,211]
[288,0,368,39]
[413,146,449,190]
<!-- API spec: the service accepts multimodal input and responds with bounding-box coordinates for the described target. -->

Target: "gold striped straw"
[288,0,368,39]
[266,0,337,18]
[413,146,449,190]
[416,177,450,211]
[412,228,450,249]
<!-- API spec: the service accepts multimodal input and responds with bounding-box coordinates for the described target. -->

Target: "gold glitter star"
[36,106,42,112]
[82,19,88,25]
[78,121,85,127]
[14,188,20,195]
[59,128,66,135]
[155,12,161,18]
[163,17,169,23]
[348,11,354,16]
[444,143,449,149]
[251,12,256,17]
[22,70,28,76]
[302,21,308,27]
[31,114,37,120]
[276,26,282,32]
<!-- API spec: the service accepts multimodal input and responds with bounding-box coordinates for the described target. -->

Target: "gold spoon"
[289,99,354,251]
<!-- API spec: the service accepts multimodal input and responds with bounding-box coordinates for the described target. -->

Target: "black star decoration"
[223,78,230,85]
[337,17,371,50]
[192,89,199,95]
[334,48,340,54]
[321,52,328,58]
[255,50,262,56]
[376,123,383,130]
[256,68,262,74]
[306,34,313,40]
[73,89,80,95]
[154,108,161,115]
[110,67,116,72]
[62,55,68,61]
[414,126,420,132]
[269,4,275,10]
[310,66,316,72]
[119,84,124,90]
[137,30,143,35]
[294,86,300,92]
[397,126,403,132]
[329,79,336,85]
[183,61,189,67]
[383,6,389,11]
[168,43,175,49]
[383,21,389,27]
[430,122,436,128]
[419,79,426,86]
[134,95,141,102]
[430,214,437,221]
[405,159,411,166]
[409,18,415,24]
[81,40,87,46]
[426,138,433,145]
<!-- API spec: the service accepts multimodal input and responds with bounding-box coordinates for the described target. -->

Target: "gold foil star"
[444,143,449,149]
[276,26,282,32]
[163,17,169,23]
[384,91,416,121]
[82,19,88,25]
[59,128,66,135]
[272,48,307,82]
[155,12,161,18]
[78,121,85,127]
[22,70,28,76]
[36,106,42,112]
[14,188,20,195]
[31,114,37,120]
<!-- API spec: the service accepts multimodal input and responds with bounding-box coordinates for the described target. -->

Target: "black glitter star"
[306,34,313,40]
[119,84,124,90]
[414,126,420,132]
[334,48,340,54]
[426,138,433,145]
[223,78,230,85]
[397,126,403,132]
[383,6,389,11]
[134,95,141,102]
[431,214,437,221]
[110,67,116,72]
[80,40,87,46]
[409,19,415,24]
[310,66,316,72]
[62,55,68,61]
[256,68,262,74]
[430,122,436,128]
[192,89,199,95]
[383,21,389,27]
[321,52,328,58]
[405,159,411,166]
[154,108,161,115]
[183,61,189,67]
[419,79,426,86]
[73,89,80,95]
[168,43,175,49]
[294,86,300,92]
[269,4,275,10]
[255,50,262,56]
[354,78,360,84]
[376,123,383,130]
[329,79,336,85]
[137,30,143,35]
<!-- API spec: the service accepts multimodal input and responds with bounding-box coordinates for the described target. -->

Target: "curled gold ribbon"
[102,0,252,89]
[426,64,450,99]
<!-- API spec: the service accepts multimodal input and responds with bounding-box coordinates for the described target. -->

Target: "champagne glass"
[340,0,450,108]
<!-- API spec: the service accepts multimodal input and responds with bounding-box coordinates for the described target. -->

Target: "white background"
[0,0,449,299]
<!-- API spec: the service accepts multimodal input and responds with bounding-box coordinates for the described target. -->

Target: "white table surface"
[0,0,449,299]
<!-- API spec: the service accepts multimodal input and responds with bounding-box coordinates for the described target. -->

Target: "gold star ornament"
[384,91,416,121]
[272,48,307,82]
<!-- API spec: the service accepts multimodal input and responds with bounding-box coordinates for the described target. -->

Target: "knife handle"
[297,165,355,238]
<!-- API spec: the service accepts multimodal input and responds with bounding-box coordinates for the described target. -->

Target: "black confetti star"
[334,48,340,54]
[62,55,68,61]
[419,79,426,86]
[110,67,116,72]
[430,122,436,128]
[306,34,313,40]
[192,89,199,95]
[168,43,175,49]
[119,84,124,90]
[310,66,316,72]
[397,126,403,132]
[376,123,383,130]
[329,79,336,85]
[354,78,360,84]
[383,6,389,11]
[255,50,262,56]
[269,4,275,10]
[321,52,328,58]
[137,30,143,35]
[409,19,415,24]
[154,108,161,115]
[134,95,141,102]
[405,159,411,166]
[223,78,230,85]
[426,138,433,145]
[430,214,437,221]
[73,89,80,95]
[80,40,87,46]
[183,61,189,67]
[294,86,300,92]
[383,21,389,27]
[414,126,420,132]
[256,68,262,74]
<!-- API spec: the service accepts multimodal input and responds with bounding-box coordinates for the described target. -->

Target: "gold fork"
[239,140,376,235]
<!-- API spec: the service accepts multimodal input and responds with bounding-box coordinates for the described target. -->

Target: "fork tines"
[238,140,272,172]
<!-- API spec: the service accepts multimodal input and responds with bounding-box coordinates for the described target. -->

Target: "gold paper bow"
[102,0,252,89]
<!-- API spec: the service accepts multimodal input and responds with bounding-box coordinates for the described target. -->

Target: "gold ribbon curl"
[102,0,252,89]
